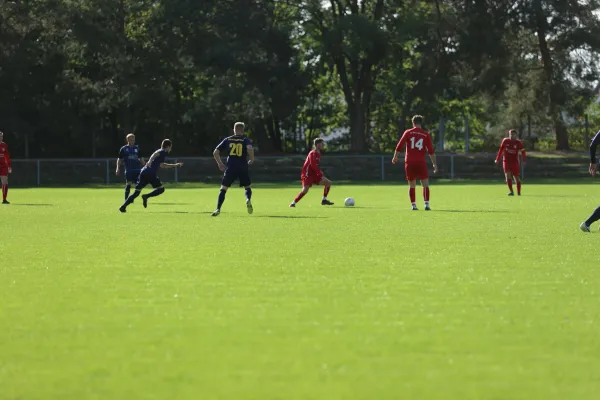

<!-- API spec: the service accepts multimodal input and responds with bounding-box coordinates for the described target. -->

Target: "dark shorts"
[125,170,141,183]
[135,169,162,190]
[222,166,251,187]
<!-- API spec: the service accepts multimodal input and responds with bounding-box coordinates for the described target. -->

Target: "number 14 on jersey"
[410,137,424,150]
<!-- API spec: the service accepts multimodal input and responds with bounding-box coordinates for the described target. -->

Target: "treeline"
[1,0,600,158]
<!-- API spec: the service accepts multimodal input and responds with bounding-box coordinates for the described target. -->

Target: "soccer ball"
[344,197,355,207]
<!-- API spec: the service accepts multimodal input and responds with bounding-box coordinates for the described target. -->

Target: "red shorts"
[405,163,428,181]
[0,166,8,177]
[302,175,322,187]
[503,162,520,176]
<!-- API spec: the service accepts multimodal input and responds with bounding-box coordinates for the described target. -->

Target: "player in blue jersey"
[211,122,255,216]
[580,130,600,231]
[119,139,183,213]
[116,133,144,201]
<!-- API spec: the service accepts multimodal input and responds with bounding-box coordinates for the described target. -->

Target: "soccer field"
[2,183,600,399]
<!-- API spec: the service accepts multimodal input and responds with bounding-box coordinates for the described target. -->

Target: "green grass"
[2,183,600,399]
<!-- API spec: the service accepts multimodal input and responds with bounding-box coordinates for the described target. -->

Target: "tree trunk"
[349,101,366,152]
[534,0,569,150]
[267,116,283,152]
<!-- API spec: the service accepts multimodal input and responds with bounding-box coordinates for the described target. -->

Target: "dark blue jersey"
[216,135,252,167]
[119,145,142,171]
[143,149,168,174]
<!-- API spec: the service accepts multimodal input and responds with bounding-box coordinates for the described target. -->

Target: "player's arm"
[145,150,161,167]
[160,161,183,168]
[426,135,438,173]
[520,145,527,165]
[589,131,600,176]
[116,158,123,175]
[392,132,407,164]
[495,140,505,164]
[247,145,255,165]
[5,149,11,173]
[213,144,226,171]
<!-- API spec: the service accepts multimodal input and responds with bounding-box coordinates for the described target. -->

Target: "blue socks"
[217,189,227,209]
[146,187,165,198]
[125,184,131,200]
[585,206,600,226]
[122,190,140,208]
[245,187,252,201]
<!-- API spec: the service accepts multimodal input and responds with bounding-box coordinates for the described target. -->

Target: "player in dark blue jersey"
[211,122,255,216]
[580,130,600,231]
[119,139,183,213]
[116,133,144,201]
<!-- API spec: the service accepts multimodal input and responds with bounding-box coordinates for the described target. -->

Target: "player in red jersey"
[290,138,334,207]
[392,115,438,210]
[0,131,12,204]
[495,129,527,196]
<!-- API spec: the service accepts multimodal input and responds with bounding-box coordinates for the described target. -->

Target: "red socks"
[294,191,306,203]
[507,179,513,193]
[517,181,521,195]
[423,187,430,202]
[323,185,330,198]
[1,184,6,201]
[409,188,416,203]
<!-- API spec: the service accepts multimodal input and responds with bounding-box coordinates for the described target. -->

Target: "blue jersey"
[216,135,252,168]
[143,149,168,174]
[119,145,141,172]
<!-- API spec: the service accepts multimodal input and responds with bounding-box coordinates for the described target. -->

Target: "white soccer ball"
[344,197,355,207]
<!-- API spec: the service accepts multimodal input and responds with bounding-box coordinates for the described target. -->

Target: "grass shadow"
[255,215,329,219]
[150,211,213,215]
[8,203,53,206]
[435,209,510,213]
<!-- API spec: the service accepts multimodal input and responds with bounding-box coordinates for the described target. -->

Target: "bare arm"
[145,150,161,167]
[247,145,255,165]
[160,161,183,169]
[116,158,123,175]
[214,149,226,171]
[429,153,438,173]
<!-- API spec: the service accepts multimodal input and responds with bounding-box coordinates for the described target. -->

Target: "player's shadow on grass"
[256,215,328,219]
[151,202,194,205]
[436,209,510,213]
[151,211,213,214]
[9,203,53,206]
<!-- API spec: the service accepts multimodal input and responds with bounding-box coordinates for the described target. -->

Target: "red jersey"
[395,127,435,164]
[301,150,323,179]
[495,138,526,164]
[0,142,10,167]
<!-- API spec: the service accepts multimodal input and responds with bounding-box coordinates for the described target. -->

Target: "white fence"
[8,153,586,186]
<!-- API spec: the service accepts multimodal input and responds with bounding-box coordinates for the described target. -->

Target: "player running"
[116,133,144,201]
[580,130,600,232]
[0,131,12,204]
[495,129,527,196]
[289,138,334,207]
[211,122,255,217]
[119,139,183,213]
[392,115,437,211]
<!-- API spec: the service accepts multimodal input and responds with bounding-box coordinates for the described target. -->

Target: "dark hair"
[509,129,518,135]
[161,139,172,149]
[412,115,424,125]
[314,138,324,146]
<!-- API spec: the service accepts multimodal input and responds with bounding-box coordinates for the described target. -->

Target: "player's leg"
[1,174,8,204]
[319,177,334,205]
[513,165,522,196]
[213,168,235,216]
[504,169,514,195]
[580,205,600,232]
[141,177,165,208]
[240,169,253,214]
[408,180,417,210]
[421,179,431,210]
[290,183,310,207]
[120,173,146,212]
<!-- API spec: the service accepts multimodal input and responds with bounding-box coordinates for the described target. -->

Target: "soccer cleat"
[321,199,334,206]
[289,203,296,208]
[246,200,253,214]
[580,222,591,232]
[412,205,418,211]
[119,206,126,213]
[508,192,515,196]
[142,194,148,208]
[2,200,9,204]
[211,209,220,217]
[425,206,431,211]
